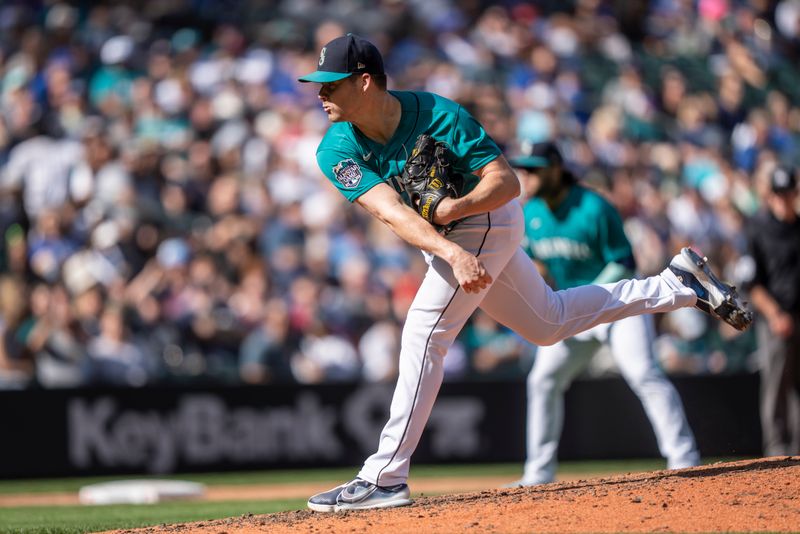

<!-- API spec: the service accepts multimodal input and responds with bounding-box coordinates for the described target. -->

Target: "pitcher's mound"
[119,457,800,533]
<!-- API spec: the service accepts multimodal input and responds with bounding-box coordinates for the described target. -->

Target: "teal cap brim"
[297,71,353,83]
[509,156,550,169]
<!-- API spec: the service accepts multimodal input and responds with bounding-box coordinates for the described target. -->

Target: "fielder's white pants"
[358,200,697,486]
[523,315,700,485]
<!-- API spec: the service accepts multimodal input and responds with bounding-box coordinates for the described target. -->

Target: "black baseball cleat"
[307,478,412,512]
[668,247,753,331]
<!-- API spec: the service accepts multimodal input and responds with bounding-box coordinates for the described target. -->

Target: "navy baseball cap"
[770,166,797,193]
[298,34,384,83]
[509,141,563,169]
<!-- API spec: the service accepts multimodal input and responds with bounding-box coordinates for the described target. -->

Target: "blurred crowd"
[0,0,798,389]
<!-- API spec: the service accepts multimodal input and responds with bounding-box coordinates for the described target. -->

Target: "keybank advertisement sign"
[69,394,343,472]
[0,376,761,478]
[62,384,497,475]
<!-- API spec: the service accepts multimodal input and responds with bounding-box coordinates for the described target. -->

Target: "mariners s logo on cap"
[509,140,563,169]
[298,33,385,84]
[770,166,798,192]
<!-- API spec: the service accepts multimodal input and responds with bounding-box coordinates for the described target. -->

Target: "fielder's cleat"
[668,247,753,331]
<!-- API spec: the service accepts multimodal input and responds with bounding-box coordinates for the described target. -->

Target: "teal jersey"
[522,185,633,289]
[315,91,501,203]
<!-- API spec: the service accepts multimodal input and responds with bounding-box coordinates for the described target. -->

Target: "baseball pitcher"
[297,34,751,512]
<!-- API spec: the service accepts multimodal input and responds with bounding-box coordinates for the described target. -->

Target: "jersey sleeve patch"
[332,158,363,189]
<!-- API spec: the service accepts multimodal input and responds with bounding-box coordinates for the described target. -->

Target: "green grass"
[0,459,684,495]
[0,499,305,534]
[0,458,752,534]
[0,468,358,495]
[0,464,530,495]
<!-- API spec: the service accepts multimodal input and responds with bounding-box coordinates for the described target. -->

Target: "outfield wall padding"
[0,374,761,478]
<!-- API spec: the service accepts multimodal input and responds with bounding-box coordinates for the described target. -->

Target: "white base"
[78,479,206,505]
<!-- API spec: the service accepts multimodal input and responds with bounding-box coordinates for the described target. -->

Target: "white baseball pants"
[523,314,700,485]
[358,200,697,486]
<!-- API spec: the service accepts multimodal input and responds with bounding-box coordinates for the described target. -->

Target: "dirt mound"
[113,457,800,533]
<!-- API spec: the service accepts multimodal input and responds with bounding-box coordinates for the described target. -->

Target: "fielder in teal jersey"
[522,179,634,289]
[510,141,700,486]
[298,33,746,513]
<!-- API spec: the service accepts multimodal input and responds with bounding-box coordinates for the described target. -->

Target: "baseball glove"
[399,134,463,227]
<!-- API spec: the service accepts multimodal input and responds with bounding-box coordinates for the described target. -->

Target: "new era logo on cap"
[298,34,384,83]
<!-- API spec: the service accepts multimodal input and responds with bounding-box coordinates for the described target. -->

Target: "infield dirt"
[108,457,799,533]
